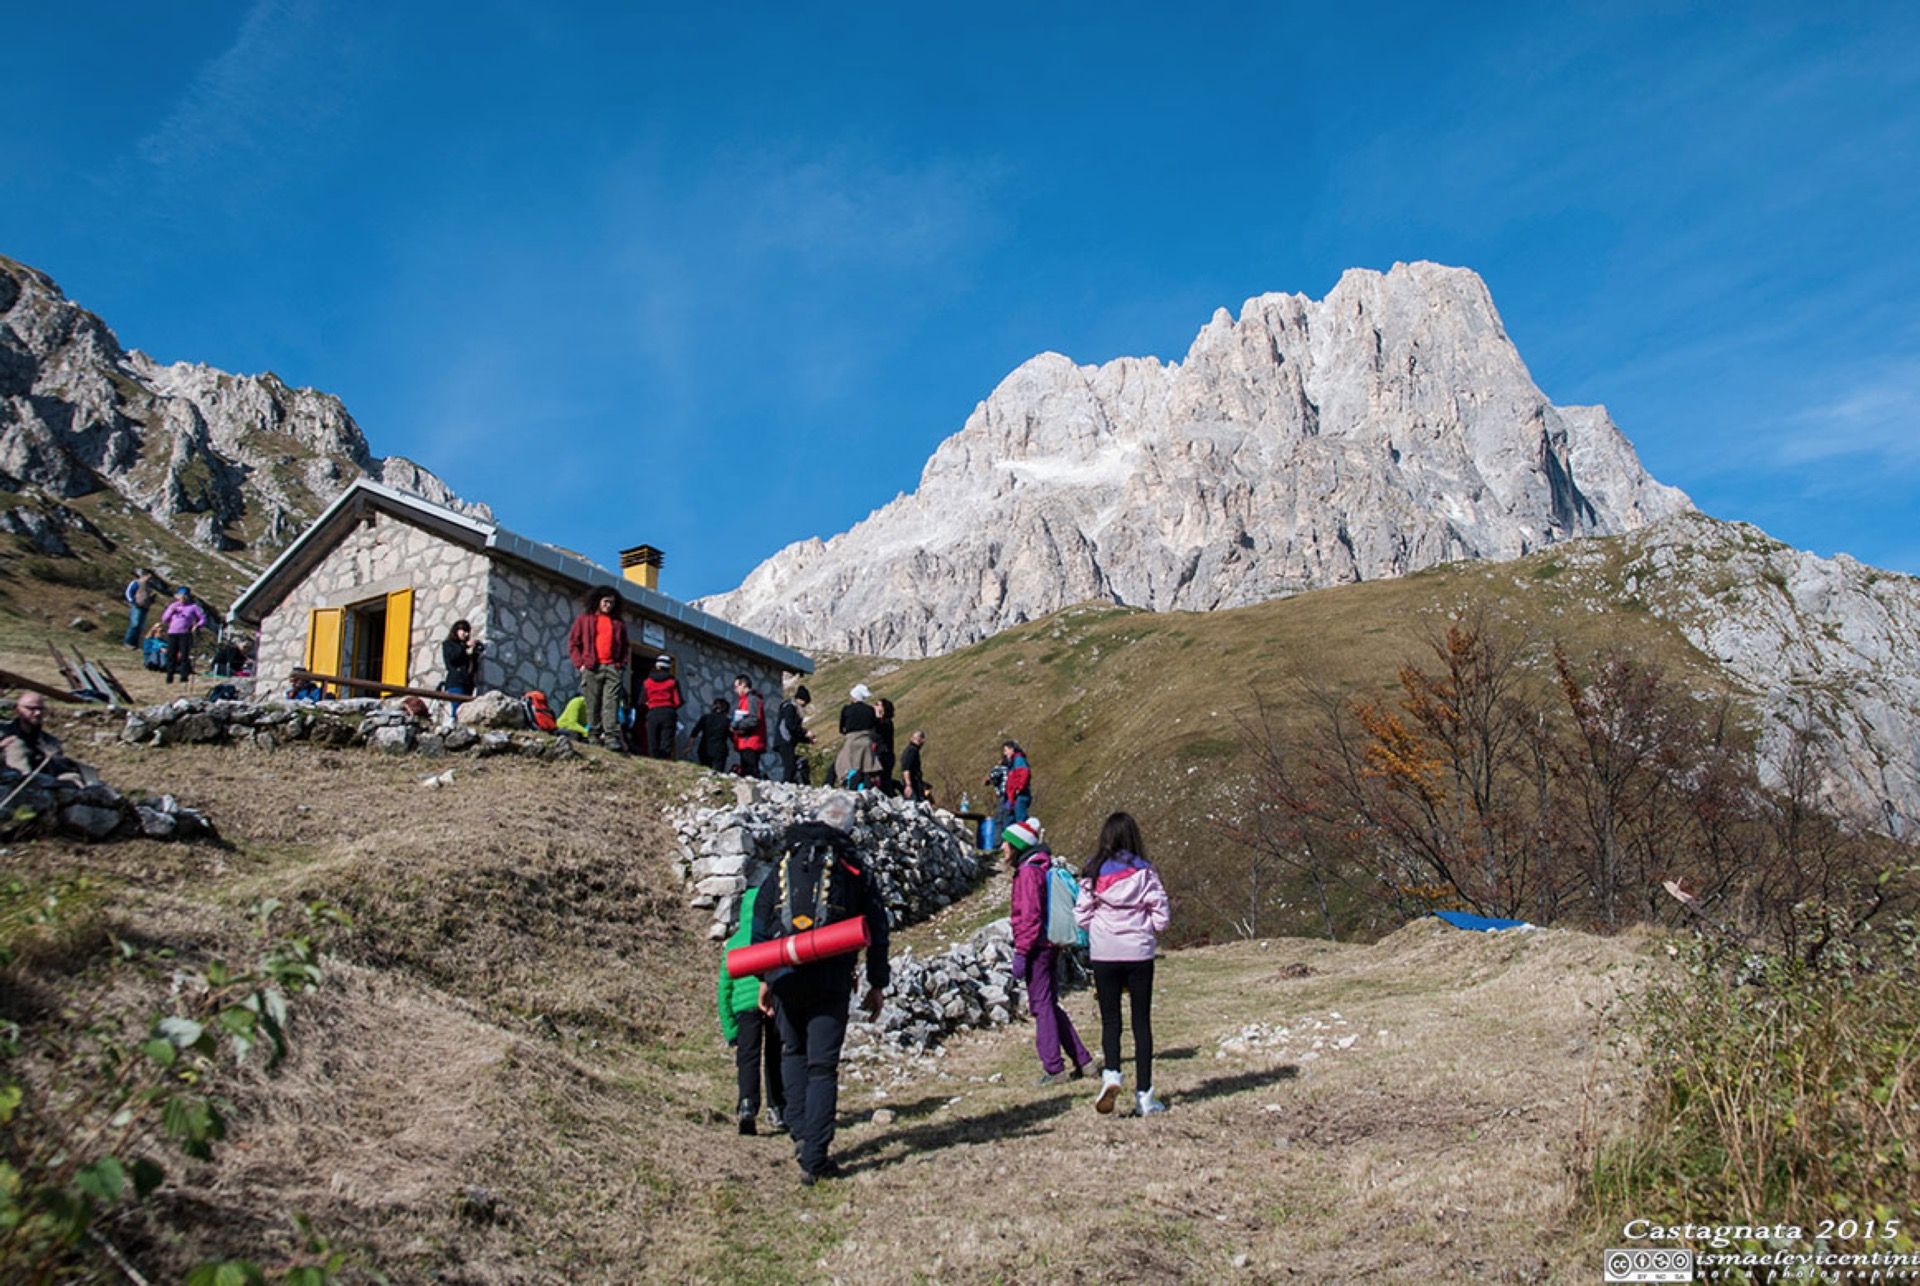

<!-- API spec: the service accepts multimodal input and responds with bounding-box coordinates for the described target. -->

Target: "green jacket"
[717,887,765,1042]
[557,696,590,736]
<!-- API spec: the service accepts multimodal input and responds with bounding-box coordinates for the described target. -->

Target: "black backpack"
[773,826,863,937]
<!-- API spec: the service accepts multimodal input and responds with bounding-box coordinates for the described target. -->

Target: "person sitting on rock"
[142,623,168,672]
[0,692,98,786]
[556,695,590,739]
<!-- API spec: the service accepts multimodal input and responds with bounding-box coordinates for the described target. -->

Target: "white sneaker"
[1094,1069,1123,1114]
[1135,1088,1167,1116]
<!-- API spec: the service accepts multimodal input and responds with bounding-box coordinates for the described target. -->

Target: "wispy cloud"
[733,149,1007,271]
[137,0,325,170]
[1778,360,1920,471]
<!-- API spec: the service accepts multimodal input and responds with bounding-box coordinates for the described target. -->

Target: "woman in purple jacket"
[1074,812,1171,1116]
[1005,818,1092,1086]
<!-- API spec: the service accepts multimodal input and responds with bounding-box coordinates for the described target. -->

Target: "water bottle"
[961,791,971,813]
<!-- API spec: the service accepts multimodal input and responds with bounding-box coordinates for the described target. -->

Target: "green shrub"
[0,888,351,1281]
[1588,916,1919,1252]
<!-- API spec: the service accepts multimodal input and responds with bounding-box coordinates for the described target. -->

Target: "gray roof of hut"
[230,479,813,674]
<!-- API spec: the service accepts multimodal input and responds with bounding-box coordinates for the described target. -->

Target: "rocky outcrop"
[698,262,1691,657]
[1592,513,1920,835]
[0,252,479,561]
[1,776,215,844]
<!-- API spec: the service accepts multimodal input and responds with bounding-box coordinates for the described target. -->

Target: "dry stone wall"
[667,781,980,940]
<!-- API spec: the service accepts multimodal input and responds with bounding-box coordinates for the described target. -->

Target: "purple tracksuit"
[1010,849,1090,1076]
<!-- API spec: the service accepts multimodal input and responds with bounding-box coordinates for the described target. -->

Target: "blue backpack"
[1046,862,1088,948]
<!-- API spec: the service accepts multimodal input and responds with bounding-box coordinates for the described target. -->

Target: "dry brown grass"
[3,726,1652,1282]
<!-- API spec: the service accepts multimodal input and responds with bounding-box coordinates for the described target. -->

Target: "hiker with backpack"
[730,674,768,778]
[123,567,157,648]
[1075,812,1171,1117]
[773,685,814,784]
[747,793,891,1184]
[1004,818,1093,1086]
[641,655,682,760]
[566,586,628,747]
[719,884,786,1136]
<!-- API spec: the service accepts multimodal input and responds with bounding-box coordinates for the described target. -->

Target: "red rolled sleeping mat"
[726,916,871,979]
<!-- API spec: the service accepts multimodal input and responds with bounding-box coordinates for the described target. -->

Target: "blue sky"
[4,1,1917,593]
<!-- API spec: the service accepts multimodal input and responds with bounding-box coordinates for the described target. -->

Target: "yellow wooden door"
[381,588,413,692]
[306,607,343,695]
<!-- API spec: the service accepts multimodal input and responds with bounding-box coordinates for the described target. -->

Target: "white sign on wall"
[640,621,666,650]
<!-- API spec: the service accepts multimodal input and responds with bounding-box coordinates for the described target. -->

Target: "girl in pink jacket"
[1073,811,1171,1116]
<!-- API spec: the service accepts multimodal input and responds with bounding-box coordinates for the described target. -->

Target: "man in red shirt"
[640,655,682,760]
[566,587,629,747]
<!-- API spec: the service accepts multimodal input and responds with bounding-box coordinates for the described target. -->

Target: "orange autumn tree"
[1343,612,1557,919]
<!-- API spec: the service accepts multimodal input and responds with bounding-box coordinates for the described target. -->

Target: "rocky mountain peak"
[0,252,477,563]
[698,262,1692,657]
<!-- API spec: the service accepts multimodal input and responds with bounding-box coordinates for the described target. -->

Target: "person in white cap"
[834,684,882,789]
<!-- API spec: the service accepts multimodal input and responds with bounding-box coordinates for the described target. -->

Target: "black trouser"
[1092,958,1155,1090]
[164,633,191,682]
[646,708,677,760]
[698,742,727,771]
[735,746,763,779]
[733,1007,785,1117]
[773,978,851,1175]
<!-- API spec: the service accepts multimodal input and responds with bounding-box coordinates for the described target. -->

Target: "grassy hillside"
[0,486,256,682]
[1,731,1650,1281]
[801,531,1741,944]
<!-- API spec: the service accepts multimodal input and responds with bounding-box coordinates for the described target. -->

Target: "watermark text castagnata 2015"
[1605,1218,1919,1284]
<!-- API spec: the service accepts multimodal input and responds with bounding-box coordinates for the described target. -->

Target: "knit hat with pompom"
[1002,819,1044,853]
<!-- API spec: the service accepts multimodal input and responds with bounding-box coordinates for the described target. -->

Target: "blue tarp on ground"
[1432,910,1534,933]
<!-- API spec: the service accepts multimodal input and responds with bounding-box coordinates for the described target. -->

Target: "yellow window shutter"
[382,588,414,691]
[307,607,344,695]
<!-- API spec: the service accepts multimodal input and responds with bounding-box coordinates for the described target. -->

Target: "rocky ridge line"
[698,261,1691,658]
[0,252,477,562]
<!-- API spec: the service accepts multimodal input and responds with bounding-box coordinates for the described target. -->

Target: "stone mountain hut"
[230,479,811,706]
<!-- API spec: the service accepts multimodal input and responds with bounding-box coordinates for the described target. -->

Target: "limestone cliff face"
[698,262,1691,657]
[0,253,476,562]
[1600,513,1920,837]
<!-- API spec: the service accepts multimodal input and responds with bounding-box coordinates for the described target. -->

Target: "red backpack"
[524,690,557,731]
